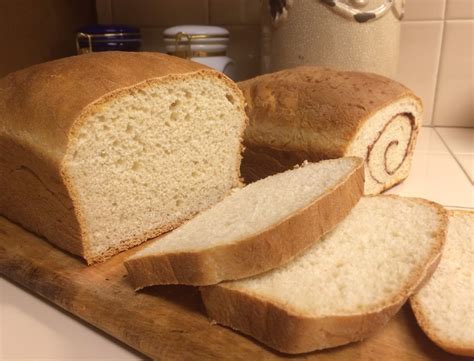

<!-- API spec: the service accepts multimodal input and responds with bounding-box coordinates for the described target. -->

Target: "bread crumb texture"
[66,76,244,259]
[132,158,360,256]
[411,210,474,356]
[224,196,444,316]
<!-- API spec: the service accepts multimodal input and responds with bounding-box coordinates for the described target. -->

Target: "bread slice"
[239,66,422,195]
[200,196,447,354]
[410,210,474,357]
[125,157,364,288]
[0,52,246,264]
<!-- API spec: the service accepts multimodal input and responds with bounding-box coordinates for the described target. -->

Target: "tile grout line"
[423,125,474,129]
[430,0,448,126]
[403,18,474,22]
[433,128,474,185]
[441,18,474,22]
[402,19,444,23]
[443,205,474,210]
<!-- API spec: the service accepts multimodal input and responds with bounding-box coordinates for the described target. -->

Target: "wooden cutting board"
[0,216,469,361]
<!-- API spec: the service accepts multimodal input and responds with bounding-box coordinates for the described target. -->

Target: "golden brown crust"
[200,282,403,354]
[200,195,448,354]
[125,158,365,288]
[0,52,246,264]
[241,144,328,184]
[0,135,84,256]
[410,209,474,358]
[240,66,419,158]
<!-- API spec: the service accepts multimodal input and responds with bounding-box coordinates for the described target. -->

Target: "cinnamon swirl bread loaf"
[240,67,422,195]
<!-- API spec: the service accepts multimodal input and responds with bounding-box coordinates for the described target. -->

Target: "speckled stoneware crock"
[262,0,405,77]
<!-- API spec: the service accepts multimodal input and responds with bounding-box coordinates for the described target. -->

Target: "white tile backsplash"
[445,0,474,19]
[415,127,449,153]
[386,151,474,207]
[436,127,474,154]
[433,20,474,127]
[397,21,444,125]
[436,127,474,182]
[404,0,446,20]
[454,153,474,182]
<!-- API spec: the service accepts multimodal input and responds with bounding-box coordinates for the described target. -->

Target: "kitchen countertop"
[1,126,473,361]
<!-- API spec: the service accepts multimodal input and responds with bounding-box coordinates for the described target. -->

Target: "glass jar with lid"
[164,25,235,80]
[76,25,141,54]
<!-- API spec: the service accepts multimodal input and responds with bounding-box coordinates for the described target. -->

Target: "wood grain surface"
[0,216,469,361]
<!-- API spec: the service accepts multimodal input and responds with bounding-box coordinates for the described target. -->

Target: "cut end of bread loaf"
[64,71,246,263]
[125,157,364,288]
[239,67,423,195]
[200,195,448,354]
[410,210,474,357]
[346,98,422,195]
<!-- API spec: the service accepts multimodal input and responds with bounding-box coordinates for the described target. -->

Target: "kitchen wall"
[96,0,473,127]
[96,0,261,81]
[2,0,468,127]
[0,0,96,77]
[398,0,473,127]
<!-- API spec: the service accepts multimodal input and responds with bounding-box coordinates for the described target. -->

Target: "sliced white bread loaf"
[239,66,423,195]
[410,210,474,357]
[0,52,246,264]
[125,157,364,288]
[200,196,448,354]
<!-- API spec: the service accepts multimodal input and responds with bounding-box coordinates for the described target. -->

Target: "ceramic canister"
[164,25,236,80]
[262,0,405,77]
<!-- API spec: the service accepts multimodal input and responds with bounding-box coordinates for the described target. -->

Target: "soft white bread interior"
[0,52,246,264]
[65,73,244,262]
[410,210,474,357]
[125,157,364,288]
[201,196,447,354]
[239,66,423,195]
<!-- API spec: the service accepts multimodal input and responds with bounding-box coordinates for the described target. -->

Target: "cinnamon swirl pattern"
[345,110,419,194]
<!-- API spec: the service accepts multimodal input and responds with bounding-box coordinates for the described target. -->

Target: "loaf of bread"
[201,196,447,354]
[410,210,474,357]
[239,67,423,195]
[0,52,247,264]
[125,157,364,288]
